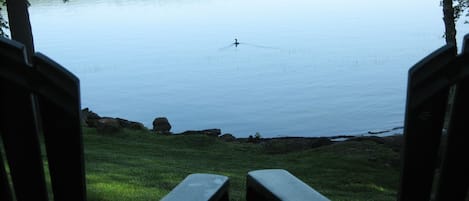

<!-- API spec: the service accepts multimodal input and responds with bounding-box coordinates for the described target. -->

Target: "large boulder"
[81,108,147,131]
[96,118,121,134]
[152,117,172,134]
[202,129,221,137]
[116,118,146,130]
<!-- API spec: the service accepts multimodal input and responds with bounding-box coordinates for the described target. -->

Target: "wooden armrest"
[246,169,330,201]
[161,173,229,201]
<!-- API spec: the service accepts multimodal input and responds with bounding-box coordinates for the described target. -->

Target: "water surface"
[26,0,469,137]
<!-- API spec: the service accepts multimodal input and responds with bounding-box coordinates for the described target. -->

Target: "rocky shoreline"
[81,108,403,152]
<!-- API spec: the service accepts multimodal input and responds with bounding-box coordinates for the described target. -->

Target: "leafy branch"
[0,0,8,38]
[442,0,469,23]
[453,0,469,23]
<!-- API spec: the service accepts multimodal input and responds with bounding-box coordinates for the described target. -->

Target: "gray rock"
[96,118,121,134]
[202,129,221,137]
[220,133,236,142]
[116,118,146,130]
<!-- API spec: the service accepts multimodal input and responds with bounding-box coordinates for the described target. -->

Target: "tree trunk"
[443,0,457,51]
[6,0,34,63]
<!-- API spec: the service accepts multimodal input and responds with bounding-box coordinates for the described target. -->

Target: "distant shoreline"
[81,107,404,140]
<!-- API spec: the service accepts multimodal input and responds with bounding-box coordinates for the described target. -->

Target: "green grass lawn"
[83,128,400,201]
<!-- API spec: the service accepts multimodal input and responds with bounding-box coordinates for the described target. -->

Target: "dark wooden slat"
[0,53,77,116]
[434,36,469,201]
[34,53,79,115]
[435,77,469,201]
[34,54,87,201]
[407,45,457,109]
[398,45,456,201]
[246,169,330,201]
[0,151,13,201]
[0,39,78,116]
[0,82,49,201]
[162,174,229,201]
[39,100,86,201]
[0,38,49,201]
[0,37,28,64]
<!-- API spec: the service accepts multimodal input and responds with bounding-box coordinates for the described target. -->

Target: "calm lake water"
[24,0,469,137]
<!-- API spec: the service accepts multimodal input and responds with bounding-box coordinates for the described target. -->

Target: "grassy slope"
[83,128,400,201]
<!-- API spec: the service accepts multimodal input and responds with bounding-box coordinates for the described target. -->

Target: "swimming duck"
[234,38,240,47]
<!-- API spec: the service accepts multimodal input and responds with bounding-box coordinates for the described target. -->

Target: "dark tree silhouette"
[442,0,469,49]
[443,0,457,47]
[1,0,67,58]
[1,0,34,62]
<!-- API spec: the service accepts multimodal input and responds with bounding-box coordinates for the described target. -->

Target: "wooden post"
[6,0,34,63]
